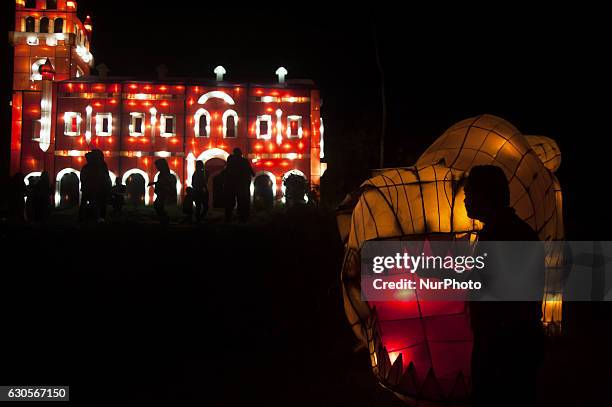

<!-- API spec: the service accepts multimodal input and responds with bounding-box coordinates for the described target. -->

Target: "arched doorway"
[24,172,42,187]
[122,169,150,206]
[55,168,80,207]
[58,172,79,208]
[124,173,146,207]
[191,148,230,211]
[252,172,276,210]
[205,158,226,210]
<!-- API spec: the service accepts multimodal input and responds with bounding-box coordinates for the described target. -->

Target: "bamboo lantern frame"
[337,115,564,405]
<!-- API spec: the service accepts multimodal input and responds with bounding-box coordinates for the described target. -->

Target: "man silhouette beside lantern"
[464,165,545,407]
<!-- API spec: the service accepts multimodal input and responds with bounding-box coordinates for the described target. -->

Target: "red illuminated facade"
[9,0,324,206]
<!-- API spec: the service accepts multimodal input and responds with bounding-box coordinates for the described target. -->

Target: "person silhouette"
[79,151,94,221]
[80,150,111,222]
[464,165,544,407]
[92,149,112,220]
[224,148,254,222]
[26,170,52,223]
[253,174,274,210]
[111,176,126,213]
[191,160,207,223]
[149,158,173,226]
[8,172,26,223]
[181,186,194,224]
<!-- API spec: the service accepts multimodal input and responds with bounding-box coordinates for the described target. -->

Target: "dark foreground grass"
[0,206,610,405]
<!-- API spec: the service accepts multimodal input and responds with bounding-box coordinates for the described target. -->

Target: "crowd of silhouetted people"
[4,147,260,226]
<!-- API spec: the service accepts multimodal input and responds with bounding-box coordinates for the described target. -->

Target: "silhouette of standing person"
[191,160,207,223]
[27,170,52,223]
[464,165,544,407]
[253,174,274,210]
[224,148,254,222]
[80,150,111,222]
[8,172,26,223]
[92,149,112,221]
[149,158,173,226]
[79,151,94,221]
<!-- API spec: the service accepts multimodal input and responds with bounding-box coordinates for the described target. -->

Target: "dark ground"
[1,207,611,406]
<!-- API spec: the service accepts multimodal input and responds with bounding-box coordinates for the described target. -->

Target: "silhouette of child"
[111,177,126,212]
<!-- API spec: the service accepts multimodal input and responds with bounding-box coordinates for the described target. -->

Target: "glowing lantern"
[337,115,564,404]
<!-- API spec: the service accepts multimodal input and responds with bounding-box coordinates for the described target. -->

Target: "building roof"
[56,75,317,89]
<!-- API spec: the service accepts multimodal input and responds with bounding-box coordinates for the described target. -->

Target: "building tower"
[9,0,94,175]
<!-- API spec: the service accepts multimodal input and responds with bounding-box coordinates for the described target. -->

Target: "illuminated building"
[9,0,323,207]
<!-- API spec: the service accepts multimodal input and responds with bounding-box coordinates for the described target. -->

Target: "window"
[53,18,63,33]
[25,0,36,8]
[63,112,81,136]
[256,115,272,139]
[25,16,35,32]
[287,115,303,138]
[95,113,112,136]
[223,109,238,138]
[129,112,145,136]
[194,109,210,138]
[32,119,41,141]
[160,114,176,137]
[226,116,236,138]
[39,17,49,33]
[46,0,57,9]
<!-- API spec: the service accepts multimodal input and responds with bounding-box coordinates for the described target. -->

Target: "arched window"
[46,0,57,9]
[222,109,238,138]
[199,115,208,137]
[25,16,36,32]
[25,0,36,8]
[53,18,63,33]
[194,109,210,138]
[39,17,49,33]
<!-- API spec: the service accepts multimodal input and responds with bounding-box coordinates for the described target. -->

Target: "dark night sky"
[1,3,610,236]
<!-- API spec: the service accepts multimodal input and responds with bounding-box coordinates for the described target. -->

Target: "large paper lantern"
[337,115,564,405]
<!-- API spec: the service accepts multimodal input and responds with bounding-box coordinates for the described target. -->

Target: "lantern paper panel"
[338,115,564,405]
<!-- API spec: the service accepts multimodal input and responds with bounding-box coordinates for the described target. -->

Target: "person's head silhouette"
[154,159,171,179]
[464,165,510,222]
[195,160,204,171]
[233,147,242,157]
